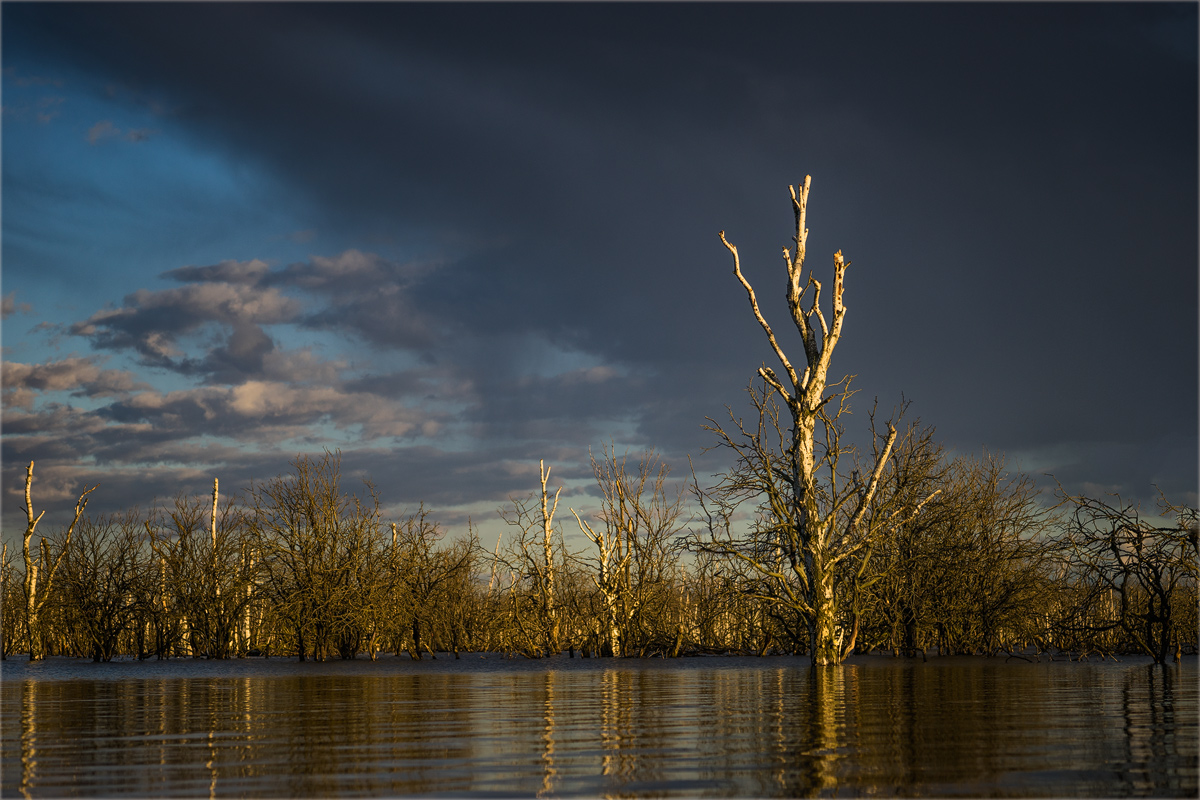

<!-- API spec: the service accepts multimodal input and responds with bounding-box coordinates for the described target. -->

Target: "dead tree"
[572,446,686,657]
[1,542,11,659]
[498,461,565,656]
[20,461,97,660]
[146,482,258,659]
[57,510,150,662]
[571,451,629,657]
[704,177,907,665]
[392,506,476,659]
[538,461,562,653]
[1056,490,1197,663]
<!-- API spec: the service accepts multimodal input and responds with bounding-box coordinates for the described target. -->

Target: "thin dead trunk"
[539,461,562,654]
[21,462,96,660]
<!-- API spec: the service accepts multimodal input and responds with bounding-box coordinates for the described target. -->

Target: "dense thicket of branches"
[3,450,1194,664]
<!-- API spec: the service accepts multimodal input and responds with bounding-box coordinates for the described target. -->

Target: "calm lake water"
[2,653,1196,797]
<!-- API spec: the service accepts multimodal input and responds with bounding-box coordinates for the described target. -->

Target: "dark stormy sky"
[3,2,1196,540]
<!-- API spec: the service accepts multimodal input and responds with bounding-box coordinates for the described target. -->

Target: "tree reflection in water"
[803,666,843,795]
[2,656,1196,797]
[539,669,556,799]
[19,680,35,799]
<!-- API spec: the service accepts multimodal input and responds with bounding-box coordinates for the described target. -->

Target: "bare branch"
[720,229,802,391]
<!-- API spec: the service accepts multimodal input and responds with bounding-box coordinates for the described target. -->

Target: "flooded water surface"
[2,655,1196,796]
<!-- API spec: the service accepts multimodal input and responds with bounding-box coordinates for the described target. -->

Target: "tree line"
[3,176,1194,665]
[3,446,1194,665]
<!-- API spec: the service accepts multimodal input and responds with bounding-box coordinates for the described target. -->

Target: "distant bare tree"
[2,542,17,659]
[572,446,686,657]
[864,449,1050,657]
[57,510,149,661]
[391,506,477,659]
[249,453,384,661]
[1056,490,1197,663]
[147,483,257,658]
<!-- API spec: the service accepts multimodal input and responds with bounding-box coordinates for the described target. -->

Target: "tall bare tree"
[19,461,96,660]
[703,177,910,665]
[498,462,567,656]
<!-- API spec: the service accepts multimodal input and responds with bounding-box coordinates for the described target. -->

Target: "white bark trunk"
[720,178,897,665]
[539,461,561,654]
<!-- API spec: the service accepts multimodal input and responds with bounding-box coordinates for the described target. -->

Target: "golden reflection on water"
[538,670,556,799]
[20,680,35,799]
[804,665,842,795]
[1,658,1196,797]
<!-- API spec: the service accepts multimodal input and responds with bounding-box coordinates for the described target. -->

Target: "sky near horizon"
[2,2,1197,539]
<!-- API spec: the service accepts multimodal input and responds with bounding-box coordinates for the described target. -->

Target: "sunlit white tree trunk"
[20,461,96,660]
[710,177,899,665]
[539,461,562,654]
[498,462,564,656]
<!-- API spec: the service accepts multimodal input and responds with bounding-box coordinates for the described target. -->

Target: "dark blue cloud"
[3,2,1196,531]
